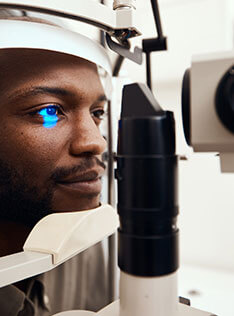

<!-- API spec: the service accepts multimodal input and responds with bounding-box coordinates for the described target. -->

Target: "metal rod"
[98,1,116,303]
[100,0,105,47]
[0,2,112,33]
[107,233,117,302]
[107,100,117,303]
[113,55,124,77]
[107,101,114,207]
[146,52,152,90]
[150,0,163,39]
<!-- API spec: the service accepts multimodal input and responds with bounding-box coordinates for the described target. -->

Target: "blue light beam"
[39,106,58,128]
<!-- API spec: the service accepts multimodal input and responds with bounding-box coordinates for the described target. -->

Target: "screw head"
[113,0,136,10]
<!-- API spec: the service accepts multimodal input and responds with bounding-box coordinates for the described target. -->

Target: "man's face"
[0,49,107,227]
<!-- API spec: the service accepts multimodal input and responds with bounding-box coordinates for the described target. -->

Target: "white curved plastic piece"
[51,301,213,316]
[119,271,178,316]
[0,20,112,75]
[23,204,119,265]
[0,0,141,33]
[96,300,213,316]
[0,20,112,97]
[53,311,95,316]
[0,0,116,30]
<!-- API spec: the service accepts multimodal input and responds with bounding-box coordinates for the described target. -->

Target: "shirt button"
[43,294,50,308]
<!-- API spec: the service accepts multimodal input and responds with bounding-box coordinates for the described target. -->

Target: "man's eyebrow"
[8,86,75,100]
[93,94,108,105]
[8,87,108,105]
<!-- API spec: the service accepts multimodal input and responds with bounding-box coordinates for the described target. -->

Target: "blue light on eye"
[39,106,58,128]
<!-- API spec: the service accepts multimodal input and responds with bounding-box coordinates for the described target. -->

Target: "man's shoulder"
[0,242,107,315]
[41,242,108,312]
[43,242,106,280]
[0,284,34,316]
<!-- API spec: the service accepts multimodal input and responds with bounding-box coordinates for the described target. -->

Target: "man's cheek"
[7,145,56,187]
[0,124,64,178]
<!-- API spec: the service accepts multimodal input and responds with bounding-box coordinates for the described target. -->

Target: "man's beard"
[0,156,105,228]
[0,159,54,228]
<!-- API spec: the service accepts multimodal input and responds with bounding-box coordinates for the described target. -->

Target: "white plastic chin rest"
[23,204,119,265]
[96,301,214,316]
[52,301,214,316]
[54,311,95,316]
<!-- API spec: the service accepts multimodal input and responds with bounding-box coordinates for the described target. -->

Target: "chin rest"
[24,204,119,265]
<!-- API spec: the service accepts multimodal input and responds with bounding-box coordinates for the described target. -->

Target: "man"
[0,12,110,316]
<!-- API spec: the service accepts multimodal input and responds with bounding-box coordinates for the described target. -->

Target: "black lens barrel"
[116,83,179,277]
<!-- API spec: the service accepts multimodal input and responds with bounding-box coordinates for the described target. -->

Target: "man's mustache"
[51,156,106,182]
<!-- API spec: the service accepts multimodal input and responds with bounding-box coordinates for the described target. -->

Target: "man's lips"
[57,170,101,183]
[56,170,103,194]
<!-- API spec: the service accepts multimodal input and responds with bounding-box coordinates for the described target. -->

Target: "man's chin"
[51,191,101,213]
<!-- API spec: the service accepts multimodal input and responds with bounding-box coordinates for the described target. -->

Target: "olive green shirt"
[0,243,108,316]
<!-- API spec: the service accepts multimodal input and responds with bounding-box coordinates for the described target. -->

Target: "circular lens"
[215,65,234,133]
[181,68,191,146]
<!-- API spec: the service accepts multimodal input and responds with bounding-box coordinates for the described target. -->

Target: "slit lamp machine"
[0,1,233,315]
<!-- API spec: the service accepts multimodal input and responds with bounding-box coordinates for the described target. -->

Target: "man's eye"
[36,105,61,128]
[39,106,58,117]
[91,109,106,121]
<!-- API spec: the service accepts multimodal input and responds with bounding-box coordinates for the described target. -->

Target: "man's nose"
[69,113,107,156]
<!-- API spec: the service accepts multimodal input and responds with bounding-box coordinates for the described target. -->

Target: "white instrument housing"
[187,50,234,172]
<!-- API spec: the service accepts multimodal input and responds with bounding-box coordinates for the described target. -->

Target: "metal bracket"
[106,33,142,65]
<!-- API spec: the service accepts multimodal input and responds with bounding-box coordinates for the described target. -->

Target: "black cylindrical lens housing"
[116,83,179,277]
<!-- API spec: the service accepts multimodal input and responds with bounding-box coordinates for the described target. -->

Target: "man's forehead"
[0,48,98,69]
